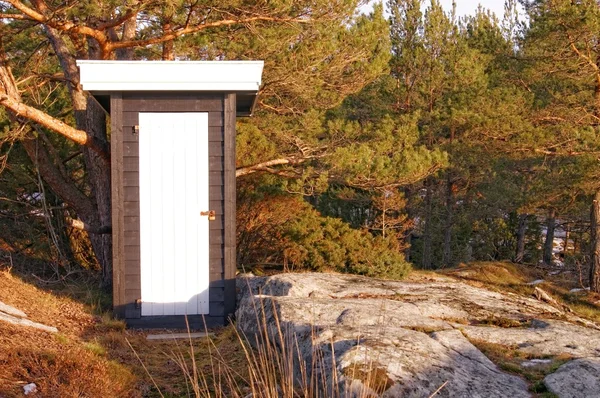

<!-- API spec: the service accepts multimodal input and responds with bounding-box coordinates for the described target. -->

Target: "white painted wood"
[139,113,210,316]
[77,60,263,92]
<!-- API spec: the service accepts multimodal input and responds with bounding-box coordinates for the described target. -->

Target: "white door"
[139,112,210,316]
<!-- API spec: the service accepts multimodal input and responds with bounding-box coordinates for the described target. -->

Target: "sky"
[439,0,507,19]
[362,1,522,20]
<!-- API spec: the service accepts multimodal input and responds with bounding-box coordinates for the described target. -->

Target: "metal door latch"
[200,210,216,221]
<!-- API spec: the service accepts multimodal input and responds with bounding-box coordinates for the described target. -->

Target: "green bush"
[283,208,411,279]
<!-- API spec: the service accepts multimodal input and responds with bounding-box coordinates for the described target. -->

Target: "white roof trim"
[76,60,264,92]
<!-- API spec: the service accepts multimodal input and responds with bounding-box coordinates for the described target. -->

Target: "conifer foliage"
[2,0,600,289]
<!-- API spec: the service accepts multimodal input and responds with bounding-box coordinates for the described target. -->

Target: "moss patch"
[468,338,571,396]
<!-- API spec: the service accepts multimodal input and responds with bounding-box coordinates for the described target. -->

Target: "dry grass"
[0,266,254,397]
[468,339,568,397]
[437,261,600,397]
[439,261,600,324]
[124,294,396,398]
[4,260,593,397]
[0,269,138,397]
[172,313,382,397]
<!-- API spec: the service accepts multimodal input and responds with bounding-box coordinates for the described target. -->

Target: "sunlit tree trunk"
[590,190,600,292]
[543,209,556,265]
[422,178,433,269]
[515,213,527,264]
[442,174,453,268]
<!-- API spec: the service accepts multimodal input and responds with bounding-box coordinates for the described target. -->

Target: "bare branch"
[110,16,309,51]
[5,0,111,56]
[236,157,307,177]
[0,94,110,163]
[0,13,28,19]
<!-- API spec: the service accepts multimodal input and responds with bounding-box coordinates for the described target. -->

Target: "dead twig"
[429,380,449,397]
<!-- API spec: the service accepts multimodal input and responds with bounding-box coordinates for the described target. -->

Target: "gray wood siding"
[111,92,235,325]
[111,94,125,319]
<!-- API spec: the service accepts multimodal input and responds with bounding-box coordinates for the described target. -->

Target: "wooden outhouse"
[77,61,264,328]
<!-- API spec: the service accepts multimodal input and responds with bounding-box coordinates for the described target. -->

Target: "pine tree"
[519,0,600,290]
[0,0,391,284]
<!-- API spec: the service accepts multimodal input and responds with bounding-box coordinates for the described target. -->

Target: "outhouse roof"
[77,60,264,116]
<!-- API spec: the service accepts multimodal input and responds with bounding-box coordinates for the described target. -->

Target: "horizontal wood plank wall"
[223,94,237,320]
[111,94,126,318]
[118,92,226,326]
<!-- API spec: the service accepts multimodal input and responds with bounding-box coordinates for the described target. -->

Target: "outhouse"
[77,61,264,328]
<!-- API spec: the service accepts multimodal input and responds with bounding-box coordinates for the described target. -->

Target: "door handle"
[200,210,216,221]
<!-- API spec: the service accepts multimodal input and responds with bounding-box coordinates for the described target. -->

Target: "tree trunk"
[562,223,570,257]
[403,186,413,262]
[590,190,600,292]
[422,179,433,269]
[442,174,453,268]
[43,26,113,286]
[162,23,175,60]
[543,209,556,265]
[515,213,527,263]
[79,98,112,286]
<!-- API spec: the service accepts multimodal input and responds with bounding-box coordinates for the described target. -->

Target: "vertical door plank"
[173,118,187,316]
[161,117,176,316]
[196,114,210,314]
[184,116,200,315]
[140,113,210,317]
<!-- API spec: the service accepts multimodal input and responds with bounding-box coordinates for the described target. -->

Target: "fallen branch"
[533,287,572,313]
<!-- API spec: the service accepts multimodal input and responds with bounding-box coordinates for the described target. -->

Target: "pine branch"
[110,15,310,51]
[0,93,110,163]
[236,158,307,177]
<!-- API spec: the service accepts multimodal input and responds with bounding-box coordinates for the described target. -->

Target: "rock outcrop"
[236,272,600,397]
[0,300,58,333]
[544,358,600,398]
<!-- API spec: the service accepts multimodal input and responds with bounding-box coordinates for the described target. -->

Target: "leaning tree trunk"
[543,209,556,266]
[590,190,600,292]
[43,26,114,286]
[515,213,527,264]
[78,98,113,286]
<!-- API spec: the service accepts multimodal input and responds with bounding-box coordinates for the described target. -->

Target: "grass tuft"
[468,338,571,395]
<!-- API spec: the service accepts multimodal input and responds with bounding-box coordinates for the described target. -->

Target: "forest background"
[1,0,600,292]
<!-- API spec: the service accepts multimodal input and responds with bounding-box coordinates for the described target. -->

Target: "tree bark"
[403,186,414,262]
[590,190,600,292]
[162,22,175,60]
[115,15,136,60]
[515,213,527,264]
[543,208,556,265]
[43,26,113,286]
[422,178,433,270]
[562,222,570,257]
[79,97,112,286]
[442,174,453,268]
